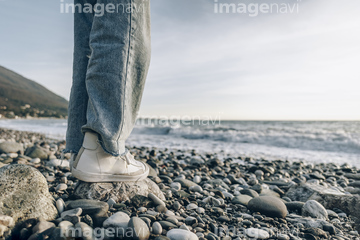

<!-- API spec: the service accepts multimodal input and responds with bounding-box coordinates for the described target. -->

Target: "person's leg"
[65,0,97,154]
[70,0,151,182]
[81,0,151,156]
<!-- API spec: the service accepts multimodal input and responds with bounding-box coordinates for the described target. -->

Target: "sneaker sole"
[71,163,149,182]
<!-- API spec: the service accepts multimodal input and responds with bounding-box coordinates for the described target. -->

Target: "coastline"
[0,128,360,239]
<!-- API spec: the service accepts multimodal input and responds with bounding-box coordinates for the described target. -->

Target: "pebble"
[56,198,65,214]
[159,221,177,229]
[128,217,150,240]
[67,199,109,217]
[185,216,197,225]
[170,182,182,191]
[193,176,201,184]
[61,208,82,219]
[107,198,116,208]
[32,221,55,234]
[173,201,182,210]
[1,129,360,240]
[149,193,166,207]
[302,200,328,220]
[174,179,199,189]
[196,207,205,214]
[186,203,198,210]
[231,194,253,206]
[245,228,270,239]
[30,158,41,164]
[103,211,130,229]
[167,229,199,240]
[138,207,147,213]
[55,183,67,192]
[47,159,70,168]
[248,196,287,218]
[152,221,163,235]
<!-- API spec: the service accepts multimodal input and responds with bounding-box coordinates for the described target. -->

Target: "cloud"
[0,0,359,119]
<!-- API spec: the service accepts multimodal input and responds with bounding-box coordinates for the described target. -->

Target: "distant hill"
[0,65,68,118]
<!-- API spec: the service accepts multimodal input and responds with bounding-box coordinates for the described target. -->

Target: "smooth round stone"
[154,237,171,240]
[32,221,56,234]
[7,153,18,158]
[302,200,328,220]
[245,228,269,239]
[56,198,65,214]
[277,234,290,240]
[187,203,198,210]
[255,170,264,177]
[166,190,173,198]
[202,196,221,206]
[47,159,70,168]
[165,210,175,217]
[107,198,116,208]
[165,217,178,225]
[248,196,287,218]
[240,189,259,198]
[196,207,205,214]
[193,176,201,184]
[189,185,203,193]
[138,207,147,213]
[170,182,182,191]
[30,158,41,164]
[58,221,73,232]
[103,211,130,229]
[128,217,150,240]
[285,201,305,212]
[174,179,199,189]
[222,192,234,199]
[231,195,253,206]
[173,201,182,210]
[61,208,82,218]
[159,221,177,230]
[180,225,190,231]
[185,216,197,225]
[167,229,199,240]
[149,193,166,207]
[46,175,56,182]
[152,221,162,235]
[67,199,109,217]
[55,183,67,192]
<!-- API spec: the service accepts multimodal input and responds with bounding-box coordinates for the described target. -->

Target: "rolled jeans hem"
[98,139,126,157]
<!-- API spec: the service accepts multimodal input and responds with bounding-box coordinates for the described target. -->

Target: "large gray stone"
[0,142,23,154]
[73,178,165,202]
[302,200,328,220]
[248,196,287,218]
[286,183,345,202]
[0,164,58,222]
[285,182,360,230]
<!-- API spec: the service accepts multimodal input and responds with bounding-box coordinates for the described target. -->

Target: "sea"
[0,119,359,167]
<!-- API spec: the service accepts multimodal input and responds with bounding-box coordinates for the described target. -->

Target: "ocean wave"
[132,123,360,154]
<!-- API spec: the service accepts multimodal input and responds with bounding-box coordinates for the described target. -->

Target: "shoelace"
[125,153,131,165]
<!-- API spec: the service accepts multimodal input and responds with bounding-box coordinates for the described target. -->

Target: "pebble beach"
[1,127,360,240]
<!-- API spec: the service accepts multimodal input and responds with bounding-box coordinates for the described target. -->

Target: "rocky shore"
[0,128,360,240]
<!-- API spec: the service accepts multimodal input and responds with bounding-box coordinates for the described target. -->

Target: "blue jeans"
[65,0,151,156]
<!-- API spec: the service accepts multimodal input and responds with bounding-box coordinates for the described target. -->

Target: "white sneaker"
[70,132,149,182]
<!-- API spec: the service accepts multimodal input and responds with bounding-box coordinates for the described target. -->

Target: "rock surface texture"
[73,178,165,202]
[0,164,58,222]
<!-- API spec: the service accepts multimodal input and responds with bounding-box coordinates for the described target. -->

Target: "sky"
[0,0,360,120]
